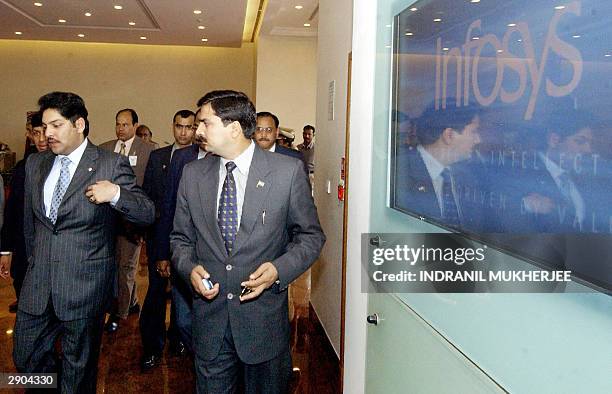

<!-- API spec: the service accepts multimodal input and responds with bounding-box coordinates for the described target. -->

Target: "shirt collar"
[539,152,564,179]
[221,140,255,176]
[121,135,136,150]
[58,137,88,166]
[269,143,277,153]
[418,145,446,179]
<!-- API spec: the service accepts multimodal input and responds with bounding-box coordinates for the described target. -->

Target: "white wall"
[255,35,317,143]
[0,39,256,159]
[310,0,353,359]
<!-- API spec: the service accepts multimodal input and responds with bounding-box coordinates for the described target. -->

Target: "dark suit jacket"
[170,145,325,364]
[1,159,28,280]
[20,141,155,320]
[153,144,200,262]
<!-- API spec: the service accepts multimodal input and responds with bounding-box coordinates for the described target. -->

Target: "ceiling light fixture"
[295,5,303,10]
[443,47,449,51]
[15,31,22,35]
[77,33,85,37]
[410,7,418,11]
[472,37,480,40]
[497,49,504,53]
[198,25,205,30]
[507,23,516,27]
[58,19,66,23]
[572,34,581,38]
[84,12,92,16]
[6,329,13,335]
[201,38,208,42]
[554,5,566,10]
[405,32,413,36]
[433,18,442,22]
[140,36,147,40]
[34,2,42,6]
[471,0,481,3]
[193,10,202,14]
[303,23,311,27]
[605,54,611,57]
[129,21,136,26]
[114,5,123,10]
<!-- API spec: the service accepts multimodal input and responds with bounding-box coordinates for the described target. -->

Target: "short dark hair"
[197,90,256,138]
[303,125,315,134]
[415,100,479,146]
[30,111,43,128]
[174,109,195,122]
[257,111,279,128]
[136,124,151,135]
[116,108,138,125]
[38,91,89,137]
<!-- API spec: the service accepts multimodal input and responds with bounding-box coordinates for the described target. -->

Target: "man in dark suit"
[1,112,48,312]
[139,109,195,370]
[170,90,325,393]
[100,108,155,332]
[394,103,482,231]
[253,111,305,163]
[12,91,154,393]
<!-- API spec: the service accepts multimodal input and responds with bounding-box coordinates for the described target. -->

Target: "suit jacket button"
[227,293,234,300]
[226,264,232,271]
[53,230,58,235]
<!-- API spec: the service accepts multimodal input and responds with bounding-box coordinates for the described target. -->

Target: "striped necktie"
[441,168,460,226]
[49,157,71,224]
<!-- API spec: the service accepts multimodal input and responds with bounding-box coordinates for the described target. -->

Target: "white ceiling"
[0,0,318,47]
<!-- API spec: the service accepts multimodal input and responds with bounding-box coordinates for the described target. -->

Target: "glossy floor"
[0,255,340,393]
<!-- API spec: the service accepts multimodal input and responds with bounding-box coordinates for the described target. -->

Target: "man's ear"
[230,121,243,138]
[547,132,560,149]
[75,117,86,134]
[441,127,455,144]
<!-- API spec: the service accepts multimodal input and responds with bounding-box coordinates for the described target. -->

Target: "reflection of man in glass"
[395,103,481,228]
[516,109,594,233]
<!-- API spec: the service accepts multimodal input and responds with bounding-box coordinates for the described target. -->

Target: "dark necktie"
[218,161,238,253]
[441,168,460,226]
[49,157,71,224]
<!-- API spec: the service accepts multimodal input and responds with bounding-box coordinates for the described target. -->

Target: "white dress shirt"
[198,148,207,160]
[216,141,255,230]
[539,153,585,223]
[44,138,89,216]
[113,135,136,155]
[269,144,277,153]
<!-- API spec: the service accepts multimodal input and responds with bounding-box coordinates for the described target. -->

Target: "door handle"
[366,313,380,325]
[369,235,386,247]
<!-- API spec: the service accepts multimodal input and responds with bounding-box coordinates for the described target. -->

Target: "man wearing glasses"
[254,111,305,164]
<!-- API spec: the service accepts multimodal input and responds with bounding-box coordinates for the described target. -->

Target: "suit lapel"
[196,155,227,257]
[36,152,56,226]
[233,147,271,254]
[56,142,98,221]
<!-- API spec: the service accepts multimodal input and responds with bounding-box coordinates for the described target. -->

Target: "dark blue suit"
[275,144,307,173]
[139,144,180,357]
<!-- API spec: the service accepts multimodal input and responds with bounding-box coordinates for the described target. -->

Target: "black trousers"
[13,301,105,394]
[195,323,292,394]
[139,259,180,356]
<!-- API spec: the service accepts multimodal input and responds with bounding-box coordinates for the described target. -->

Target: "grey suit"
[100,136,154,318]
[14,141,154,392]
[171,146,325,392]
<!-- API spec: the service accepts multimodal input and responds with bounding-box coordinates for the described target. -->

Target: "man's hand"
[85,181,120,204]
[240,262,278,302]
[156,260,171,278]
[0,254,12,279]
[190,265,219,299]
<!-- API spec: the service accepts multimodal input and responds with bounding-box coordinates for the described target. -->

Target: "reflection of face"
[30,126,49,152]
[197,103,233,156]
[451,115,481,161]
[303,129,313,145]
[136,128,151,142]
[254,116,278,150]
[559,127,593,158]
[173,115,195,147]
[43,109,84,156]
[115,111,137,141]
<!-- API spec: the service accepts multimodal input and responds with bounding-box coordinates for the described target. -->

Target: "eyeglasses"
[255,127,274,133]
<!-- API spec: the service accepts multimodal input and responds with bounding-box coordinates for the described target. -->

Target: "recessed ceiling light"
[554,5,566,10]
[295,5,303,9]
[471,0,481,3]
[433,18,442,22]
[140,36,147,40]
[497,49,503,53]
[128,21,136,26]
[605,54,611,57]
[517,39,523,42]
[193,9,202,14]
[114,5,123,10]
[405,32,413,36]
[77,33,85,38]
[443,47,449,51]
[472,37,480,40]
[58,19,66,23]
[34,2,42,6]
[572,34,581,38]
[201,38,208,42]
[507,23,516,27]
[303,23,311,27]
[84,12,92,16]
[198,25,205,30]
[15,31,23,35]
[410,7,418,11]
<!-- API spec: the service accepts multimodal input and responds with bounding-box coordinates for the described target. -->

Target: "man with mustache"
[254,111,304,163]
